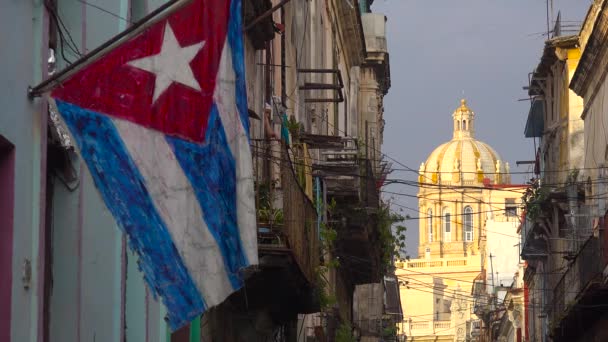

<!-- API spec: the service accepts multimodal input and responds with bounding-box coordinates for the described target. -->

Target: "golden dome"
[419,99,509,185]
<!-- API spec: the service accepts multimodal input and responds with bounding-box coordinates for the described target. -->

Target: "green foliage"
[335,322,356,342]
[567,168,580,184]
[315,269,337,310]
[258,207,283,225]
[256,180,283,226]
[377,203,407,273]
[522,178,549,221]
[285,115,303,140]
[319,197,338,259]
[315,197,339,311]
[382,325,397,338]
[257,181,273,208]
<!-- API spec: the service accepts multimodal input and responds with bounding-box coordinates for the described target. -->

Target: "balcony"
[520,215,550,261]
[253,139,320,283]
[469,319,482,338]
[404,320,452,337]
[563,204,597,254]
[313,137,360,197]
[551,226,608,342]
[310,136,383,284]
[246,139,321,317]
[395,258,469,269]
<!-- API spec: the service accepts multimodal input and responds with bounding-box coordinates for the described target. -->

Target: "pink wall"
[0,135,15,342]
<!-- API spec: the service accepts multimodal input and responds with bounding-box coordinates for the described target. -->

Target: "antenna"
[546,0,550,39]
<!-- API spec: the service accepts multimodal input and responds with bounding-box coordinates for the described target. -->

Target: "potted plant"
[256,180,283,229]
[285,115,303,142]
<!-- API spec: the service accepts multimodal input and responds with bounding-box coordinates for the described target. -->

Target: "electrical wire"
[253,145,524,240]
[44,0,83,64]
[76,0,132,23]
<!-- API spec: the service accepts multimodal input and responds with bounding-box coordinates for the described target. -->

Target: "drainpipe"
[280,4,286,105]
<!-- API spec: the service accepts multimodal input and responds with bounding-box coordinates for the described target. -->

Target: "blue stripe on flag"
[55,100,206,330]
[166,104,248,290]
[228,0,250,136]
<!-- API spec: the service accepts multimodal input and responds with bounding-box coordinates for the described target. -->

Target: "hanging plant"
[522,178,548,221]
[377,202,407,273]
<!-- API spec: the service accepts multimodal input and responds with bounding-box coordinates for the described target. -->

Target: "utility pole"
[514,243,521,263]
[489,253,495,289]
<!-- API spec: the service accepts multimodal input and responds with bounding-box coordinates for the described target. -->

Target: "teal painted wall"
[1,0,172,341]
[0,0,45,341]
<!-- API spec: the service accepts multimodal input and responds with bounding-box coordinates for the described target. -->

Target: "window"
[427,208,433,242]
[464,206,473,241]
[443,208,451,242]
[462,120,467,130]
[505,198,517,217]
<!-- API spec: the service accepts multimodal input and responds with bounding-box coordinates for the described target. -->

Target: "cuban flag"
[46,0,256,330]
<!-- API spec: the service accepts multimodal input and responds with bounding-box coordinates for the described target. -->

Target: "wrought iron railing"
[251,139,320,284]
[553,232,605,326]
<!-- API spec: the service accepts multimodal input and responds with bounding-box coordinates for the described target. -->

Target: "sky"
[370,0,591,257]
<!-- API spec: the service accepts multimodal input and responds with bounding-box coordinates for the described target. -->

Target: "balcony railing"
[469,320,482,338]
[251,139,320,284]
[520,215,549,260]
[553,233,606,326]
[405,320,452,336]
[434,321,450,329]
[564,204,597,253]
[396,258,468,269]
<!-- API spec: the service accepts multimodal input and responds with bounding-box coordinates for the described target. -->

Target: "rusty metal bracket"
[297,69,344,103]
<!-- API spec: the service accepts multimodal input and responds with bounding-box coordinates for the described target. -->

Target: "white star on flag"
[128,23,205,103]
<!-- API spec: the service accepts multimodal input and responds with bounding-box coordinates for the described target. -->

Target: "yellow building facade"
[396,100,524,342]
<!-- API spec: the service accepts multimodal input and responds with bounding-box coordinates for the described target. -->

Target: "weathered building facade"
[518,7,606,342]
[516,3,608,341]
[1,0,398,341]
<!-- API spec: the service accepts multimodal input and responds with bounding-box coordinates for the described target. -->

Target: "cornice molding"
[330,0,366,68]
[571,1,608,107]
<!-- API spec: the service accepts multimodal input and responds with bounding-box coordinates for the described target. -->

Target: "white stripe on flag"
[214,39,258,265]
[114,118,234,307]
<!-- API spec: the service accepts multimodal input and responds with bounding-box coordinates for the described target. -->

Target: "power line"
[253,141,608,200]
[76,0,132,23]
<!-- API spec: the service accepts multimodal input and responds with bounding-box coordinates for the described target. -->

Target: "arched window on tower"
[463,120,467,130]
[427,208,433,242]
[443,207,451,242]
[464,206,473,242]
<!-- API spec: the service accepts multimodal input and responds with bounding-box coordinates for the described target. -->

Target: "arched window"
[463,120,467,130]
[427,208,433,242]
[443,207,451,242]
[464,206,473,242]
